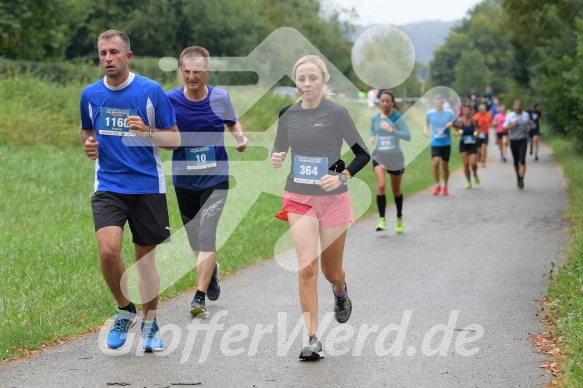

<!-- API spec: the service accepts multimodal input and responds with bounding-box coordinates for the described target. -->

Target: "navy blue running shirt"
[167,86,237,191]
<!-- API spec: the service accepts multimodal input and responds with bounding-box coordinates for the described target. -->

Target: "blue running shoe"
[141,320,164,352]
[207,262,221,301]
[106,308,137,350]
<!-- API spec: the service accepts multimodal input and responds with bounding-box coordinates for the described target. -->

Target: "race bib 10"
[186,146,217,170]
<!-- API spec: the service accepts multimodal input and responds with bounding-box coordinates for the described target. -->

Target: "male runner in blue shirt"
[424,95,457,195]
[80,30,180,352]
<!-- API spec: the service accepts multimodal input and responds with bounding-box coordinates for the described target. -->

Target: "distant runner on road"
[474,103,493,168]
[493,105,508,162]
[504,100,532,189]
[453,104,480,189]
[424,95,457,196]
[369,90,411,233]
[527,102,544,161]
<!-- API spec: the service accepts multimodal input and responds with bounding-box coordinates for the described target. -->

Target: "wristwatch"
[339,173,348,185]
[148,128,155,139]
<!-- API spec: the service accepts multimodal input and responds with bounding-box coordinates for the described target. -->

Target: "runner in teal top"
[369,90,411,233]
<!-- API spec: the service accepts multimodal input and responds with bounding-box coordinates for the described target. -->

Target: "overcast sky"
[325,0,483,25]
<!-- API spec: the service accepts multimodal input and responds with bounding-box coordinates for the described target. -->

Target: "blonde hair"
[292,55,335,99]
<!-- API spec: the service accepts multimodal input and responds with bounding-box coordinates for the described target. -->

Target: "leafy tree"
[427,0,513,97]
[452,49,490,96]
[0,0,87,60]
[502,0,583,150]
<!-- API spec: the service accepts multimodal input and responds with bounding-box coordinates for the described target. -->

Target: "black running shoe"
[333,284,352,323]
[207,262,221,301]
[299,335,323,360]
[190,293,208,318]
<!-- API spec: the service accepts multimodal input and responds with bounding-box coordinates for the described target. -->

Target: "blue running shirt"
[167,86,237,190]
[80,73,177,194]
[426,108,457,147]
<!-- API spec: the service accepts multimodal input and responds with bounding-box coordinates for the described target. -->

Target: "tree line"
[0,0,356,78]
[2,0,581,151]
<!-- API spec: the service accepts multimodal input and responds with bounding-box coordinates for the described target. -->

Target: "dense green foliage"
[428,0,513,99]
[1,0,356,82]
[501,0,583,152]
[429,0,583,152]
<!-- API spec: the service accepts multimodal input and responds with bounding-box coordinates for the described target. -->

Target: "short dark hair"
[97,30,130,52]
[179,46,210,67]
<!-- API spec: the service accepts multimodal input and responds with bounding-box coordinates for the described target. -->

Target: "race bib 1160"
[99,107,137,136]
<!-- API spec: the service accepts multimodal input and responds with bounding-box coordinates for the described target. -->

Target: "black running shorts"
[91,191,171,246]
[372,151,405,175]
[431,146,451,162]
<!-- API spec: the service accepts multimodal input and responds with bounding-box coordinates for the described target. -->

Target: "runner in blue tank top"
[424,95,457,195]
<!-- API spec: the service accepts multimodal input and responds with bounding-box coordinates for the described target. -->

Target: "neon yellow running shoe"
[376,217,387,231]
[465,182,472,189]
[395,217,404,234]
[474,175,481,185]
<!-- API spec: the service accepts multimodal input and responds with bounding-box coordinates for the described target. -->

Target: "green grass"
[545,135,583,385]
[0,74,460,361]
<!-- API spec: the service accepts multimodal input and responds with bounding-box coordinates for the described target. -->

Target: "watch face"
[339,173,347,182]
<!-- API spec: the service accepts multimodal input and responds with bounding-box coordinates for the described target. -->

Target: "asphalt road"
[0,142,568,387]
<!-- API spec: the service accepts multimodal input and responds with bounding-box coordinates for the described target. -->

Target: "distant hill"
[353,20,457,65]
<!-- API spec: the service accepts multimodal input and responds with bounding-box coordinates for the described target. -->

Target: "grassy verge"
[545,136,583,385]
[0,75,460,362]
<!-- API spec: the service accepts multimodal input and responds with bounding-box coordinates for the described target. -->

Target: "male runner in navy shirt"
[167,46,248,318]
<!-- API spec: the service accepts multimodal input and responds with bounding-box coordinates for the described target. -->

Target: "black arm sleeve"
[346,142,370,177]
[337,106,371,177]
[271,105,292,155]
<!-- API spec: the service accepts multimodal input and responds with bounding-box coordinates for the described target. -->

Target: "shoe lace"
[143,323,159,340]
[336,295,346,310]
[111,316,130,334]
